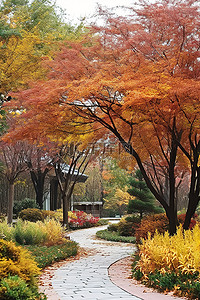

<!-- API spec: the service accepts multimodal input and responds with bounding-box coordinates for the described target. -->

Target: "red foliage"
[135,213,197,243]
[69,211,99,228]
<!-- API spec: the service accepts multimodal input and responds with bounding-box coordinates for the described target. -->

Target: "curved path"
[52,225,140,300]
[41,225,183,300]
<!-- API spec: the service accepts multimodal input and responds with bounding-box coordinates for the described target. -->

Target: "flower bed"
[68,211,99,229]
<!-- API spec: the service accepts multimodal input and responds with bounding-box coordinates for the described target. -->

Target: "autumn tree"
[104,188,131,217]
[24,141,57,209]
[5,0,200,235]
[0,0,83,96]
[54,143,90,227]
[79,163,102,203]
[102,159,130,216]
[0,141,27,223]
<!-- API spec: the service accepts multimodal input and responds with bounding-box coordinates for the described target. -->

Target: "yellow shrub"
[137,224,200,277]
[0,239,40,284]
[68,211,77,219]
[38,218,65,246]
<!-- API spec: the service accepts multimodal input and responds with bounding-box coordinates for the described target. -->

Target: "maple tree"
[4,0,200,234]
[53,143,91,226]
[24,141,57,209]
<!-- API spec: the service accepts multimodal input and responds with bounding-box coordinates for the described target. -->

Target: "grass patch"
[97,219,109,226]
[96,229,136,243]
[26,240,78,269]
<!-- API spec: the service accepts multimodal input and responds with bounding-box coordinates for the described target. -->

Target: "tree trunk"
[50,178,59,210]
[30,170,47,209]
[7,182,14,224]
[168,209,177,235]
[62,192,69,227]
[99,157,105,218]
[36,184,44,209]
[183,193,199,230]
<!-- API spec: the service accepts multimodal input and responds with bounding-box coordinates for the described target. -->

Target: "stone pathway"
[52,225,140,300]
[41,225,184,300]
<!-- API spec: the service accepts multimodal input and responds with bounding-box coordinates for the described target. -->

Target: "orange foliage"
[3,0,200,232]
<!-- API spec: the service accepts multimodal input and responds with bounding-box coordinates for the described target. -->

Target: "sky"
[55,0,134,24]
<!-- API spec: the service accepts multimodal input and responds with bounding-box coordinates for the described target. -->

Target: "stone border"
[108,256,186,300]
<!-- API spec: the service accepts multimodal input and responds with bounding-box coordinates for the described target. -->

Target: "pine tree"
[127,170,163,219]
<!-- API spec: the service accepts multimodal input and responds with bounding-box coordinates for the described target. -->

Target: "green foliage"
[133,269,143,281]
[0,275,46,300]
[117,215,141,237]
[127,169,163,218]
[107,215,141,237]
[107,223,119,232]
[103,159,130,216]
[27,241,78,269]
[78,165,102,203]
[96,219,109,226]
[13,198,39,217]
[96,229,136,243]
[19,208,45,222]
[0,0,86,44]
[135,269,200,299]
[14,220,47,245]
[0,221,14,241]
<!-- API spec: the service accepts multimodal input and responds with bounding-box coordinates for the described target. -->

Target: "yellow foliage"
[68,211,77,219]
[37,218,65,246]
[0,30,46,94]
[137,224,200,277]
[0,239,40,284]
[104,187,133,210]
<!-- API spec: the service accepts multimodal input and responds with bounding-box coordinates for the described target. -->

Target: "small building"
[72,201,103,217]
[43,165,103,217]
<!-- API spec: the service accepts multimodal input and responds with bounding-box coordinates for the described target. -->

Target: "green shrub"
[0,275,46,300]
[13,199,39,217]
[107,223,118,232]
[117,215,141,236]
[0,222,14,241]
[19,208,45,222]
[14,221,47,245]
[97,219,109,226]
[136,270,200,299]
[27,241,78,268]
[124,215,141,223]
[96,229,136,243]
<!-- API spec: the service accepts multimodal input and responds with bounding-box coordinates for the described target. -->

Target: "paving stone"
[52,225,141,300]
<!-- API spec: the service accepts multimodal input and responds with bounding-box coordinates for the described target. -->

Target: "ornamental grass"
[137,225,200,276]
[133,224,200,298]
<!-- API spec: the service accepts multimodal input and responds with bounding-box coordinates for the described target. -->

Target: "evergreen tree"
[127,169,163,219]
